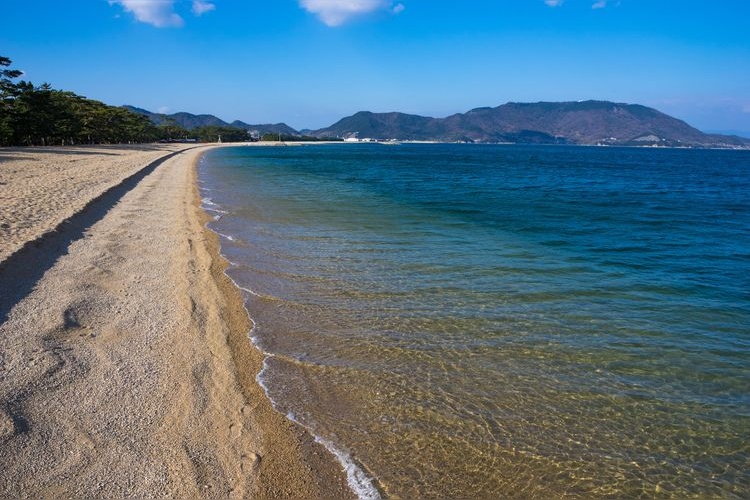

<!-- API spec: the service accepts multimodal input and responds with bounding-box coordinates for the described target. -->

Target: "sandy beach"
[0,144,353,498]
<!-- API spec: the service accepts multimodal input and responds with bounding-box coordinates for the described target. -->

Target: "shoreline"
[190,146,357,498]
[195,148,383,499]
[0,144,353,498]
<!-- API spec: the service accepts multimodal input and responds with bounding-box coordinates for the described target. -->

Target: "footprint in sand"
[241,452,260,472]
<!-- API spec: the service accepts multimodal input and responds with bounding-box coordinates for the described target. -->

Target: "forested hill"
[312,101,750,147]
[123,106,299,136]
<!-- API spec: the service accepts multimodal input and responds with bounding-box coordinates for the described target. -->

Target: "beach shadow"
[8,148,124,156]
[25,149,121,156]
[0,154,25,163]
[0,144,182,158]
[0,148,191,325]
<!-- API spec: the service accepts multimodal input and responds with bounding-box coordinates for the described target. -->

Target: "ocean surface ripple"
[200,144,750,498]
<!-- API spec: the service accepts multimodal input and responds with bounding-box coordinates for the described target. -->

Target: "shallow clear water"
[199,144,750,498]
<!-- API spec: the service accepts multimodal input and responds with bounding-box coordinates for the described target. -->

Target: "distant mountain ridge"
[123,105,299,136]
[125,102,749,148]
[311,101,749,147]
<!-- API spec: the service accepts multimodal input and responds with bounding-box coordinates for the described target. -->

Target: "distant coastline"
[226,139,750,151]
[2,56,746,150]
[127,100,750,150]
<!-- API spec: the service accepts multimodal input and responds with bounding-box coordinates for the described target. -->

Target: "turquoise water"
[199,144,750,498]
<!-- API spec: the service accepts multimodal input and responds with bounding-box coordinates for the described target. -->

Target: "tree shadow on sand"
[0,148,191,324]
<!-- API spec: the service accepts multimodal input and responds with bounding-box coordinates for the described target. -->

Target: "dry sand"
[0,145,354,498]
[0,144,190,264]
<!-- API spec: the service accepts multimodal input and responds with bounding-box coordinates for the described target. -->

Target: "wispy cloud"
[110,0,215,27]
[592,1,607,8]
[109,0,184,28]
[544,0,564,7]
[192,0,215,16]
[299,0,405,27]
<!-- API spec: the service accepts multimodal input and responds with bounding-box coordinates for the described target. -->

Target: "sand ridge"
[0,145,353,498]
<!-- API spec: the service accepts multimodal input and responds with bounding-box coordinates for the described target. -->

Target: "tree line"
[0,56,256,147]
[1,56,160,146]
[1,56,347,147]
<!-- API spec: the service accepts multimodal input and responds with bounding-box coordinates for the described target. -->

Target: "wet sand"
[0,144,353,498]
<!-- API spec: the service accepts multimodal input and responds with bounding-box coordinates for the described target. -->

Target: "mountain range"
[123,106,298,136]
[125,101,749,148]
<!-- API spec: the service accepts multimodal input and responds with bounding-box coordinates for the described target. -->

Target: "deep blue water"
[199,144,750,498]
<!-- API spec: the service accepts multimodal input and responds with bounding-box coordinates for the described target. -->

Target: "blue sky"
[2,1,749,133]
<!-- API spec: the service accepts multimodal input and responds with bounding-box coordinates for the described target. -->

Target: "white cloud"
[299,0,404,27]
[109,0,183,27]
[544,0,564,6]
[192,0,216,16]
[158,106,171,113]
[592,0,607,8]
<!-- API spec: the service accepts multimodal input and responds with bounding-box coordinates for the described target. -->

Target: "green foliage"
[193,125,249,143]
[0,56,168,146]
[0,55,340,147]
[157,120,190,141]
[0,56,22,145]
[0,56,22,91]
